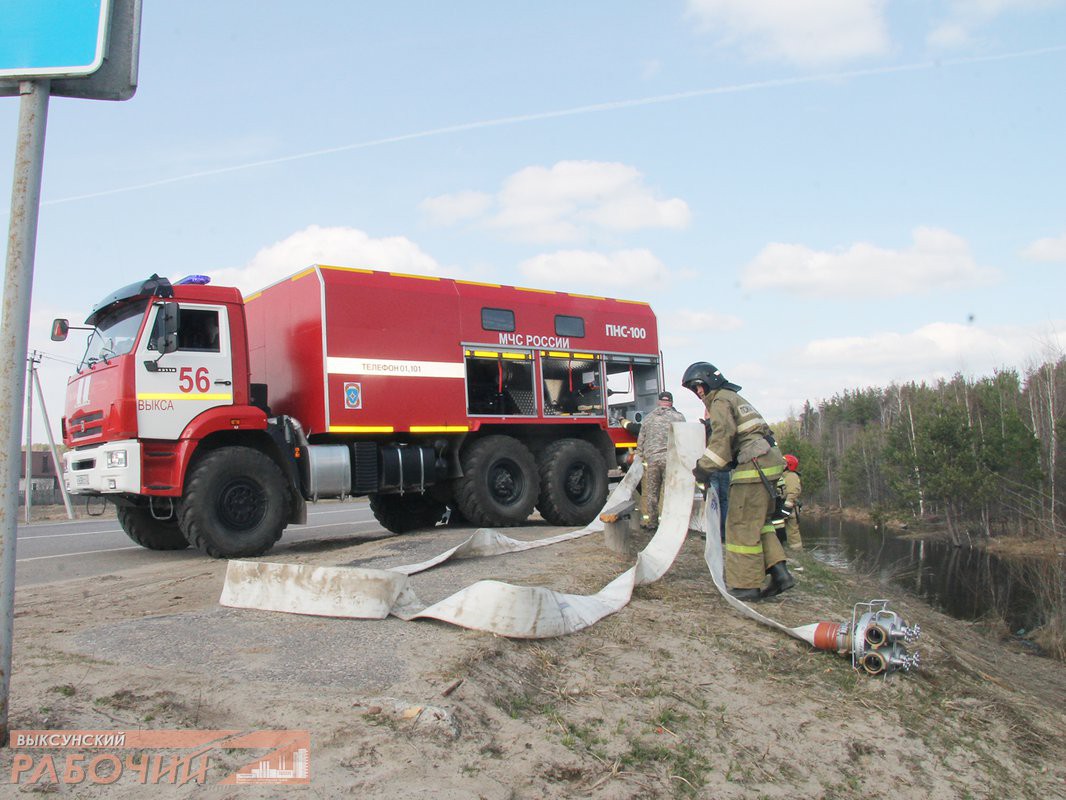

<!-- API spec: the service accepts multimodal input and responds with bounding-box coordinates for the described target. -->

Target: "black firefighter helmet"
[681,362,742,394]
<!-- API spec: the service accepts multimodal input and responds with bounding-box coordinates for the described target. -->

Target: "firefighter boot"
[760,562,796,599]
[728,587,762,602]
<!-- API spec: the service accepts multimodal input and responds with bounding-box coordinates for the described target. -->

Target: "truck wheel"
[179,446,288,558]
[116,505,189,550]
[455,435,538,527]
[536,438,609,527]
[369,493,446,533]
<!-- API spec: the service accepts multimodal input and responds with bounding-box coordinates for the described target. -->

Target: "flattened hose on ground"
[221,425,823,646]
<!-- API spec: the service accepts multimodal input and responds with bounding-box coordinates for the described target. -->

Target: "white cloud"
[208,225,443,296]
[518,249,670,293]
[670,309,744,333]
[740,227,999,297]
[802,320,1066,384]
[799,322,1005,370]
[747,319,1066,422]
[419,191,492,226]
[423,160,690,244]
[685,0,890,66]
[927,0,1062,49]
[1022,232,1066,262]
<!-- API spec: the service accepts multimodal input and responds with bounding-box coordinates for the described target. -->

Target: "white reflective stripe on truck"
[326,357,465,378]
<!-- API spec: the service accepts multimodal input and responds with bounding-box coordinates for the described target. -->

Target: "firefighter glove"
[692,464,712,483]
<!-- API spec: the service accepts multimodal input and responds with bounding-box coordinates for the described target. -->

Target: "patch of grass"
[544,764,586,783]
[363,711,398,730]
[495,690,548,720]
[93,689,143,710]
[653,706,689,731]
[49,684,76,697]
[821,774,864,799]
[553,714,606,759]
[620,737,709,797]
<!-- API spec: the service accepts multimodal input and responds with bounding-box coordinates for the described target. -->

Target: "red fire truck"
[53,265,664,558]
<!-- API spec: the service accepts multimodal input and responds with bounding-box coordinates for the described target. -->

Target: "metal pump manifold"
[809,600,921,676]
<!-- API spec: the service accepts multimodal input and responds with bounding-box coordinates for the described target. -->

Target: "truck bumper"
[64,440,143,494]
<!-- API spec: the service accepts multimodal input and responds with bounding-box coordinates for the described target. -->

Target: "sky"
[2,0,1065,438]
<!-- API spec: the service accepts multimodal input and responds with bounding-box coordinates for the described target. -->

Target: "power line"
[35,351,78,367]
[3,43,1063,211]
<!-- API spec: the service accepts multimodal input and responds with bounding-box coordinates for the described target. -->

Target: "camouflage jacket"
[635,406,686,464]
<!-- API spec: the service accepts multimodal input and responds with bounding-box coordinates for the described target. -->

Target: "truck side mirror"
[51,318,69,342]
[150,303,179,355]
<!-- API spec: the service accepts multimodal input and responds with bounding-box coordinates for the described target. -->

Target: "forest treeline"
[775,358,1066,544]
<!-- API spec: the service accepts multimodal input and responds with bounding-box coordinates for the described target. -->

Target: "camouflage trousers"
[639,461,665,528]
[724,481,787,589]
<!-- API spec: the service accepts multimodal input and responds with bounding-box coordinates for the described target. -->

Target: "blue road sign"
[0,0,112,79]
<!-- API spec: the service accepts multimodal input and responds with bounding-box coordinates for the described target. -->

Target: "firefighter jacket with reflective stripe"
[780,471,802,506]
[698,389,785,484]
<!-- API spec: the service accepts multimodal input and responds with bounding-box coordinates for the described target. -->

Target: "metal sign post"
[0,0,141,744]
[0,77,50,745]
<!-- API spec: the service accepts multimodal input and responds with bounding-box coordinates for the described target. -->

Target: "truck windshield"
[78,299,150,371]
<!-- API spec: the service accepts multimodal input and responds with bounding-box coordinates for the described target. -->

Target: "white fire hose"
[221,424,919,673]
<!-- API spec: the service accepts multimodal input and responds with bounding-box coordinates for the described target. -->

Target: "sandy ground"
[3,516,1065,799]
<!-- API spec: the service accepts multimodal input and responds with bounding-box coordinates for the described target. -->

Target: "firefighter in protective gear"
[683,362,796,601]
[780,454,802,550]
[634,392,686,528]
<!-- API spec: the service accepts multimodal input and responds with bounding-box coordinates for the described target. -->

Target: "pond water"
[800,514,1060,634]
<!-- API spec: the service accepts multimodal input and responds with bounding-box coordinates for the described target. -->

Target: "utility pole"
[23,352,39,523]
[31,355,73,520]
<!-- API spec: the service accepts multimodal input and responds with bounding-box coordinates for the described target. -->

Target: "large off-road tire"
[536,438,609,527]
[116,505,189,550]
[178,446,288,558]
[369,493,446,533]
[454,435,538,527]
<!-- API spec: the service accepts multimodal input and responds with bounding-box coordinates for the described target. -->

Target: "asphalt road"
[14,500,390,587]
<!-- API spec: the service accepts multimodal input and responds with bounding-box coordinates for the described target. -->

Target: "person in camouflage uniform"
[634,391,686,529]
[683,362,796,602]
